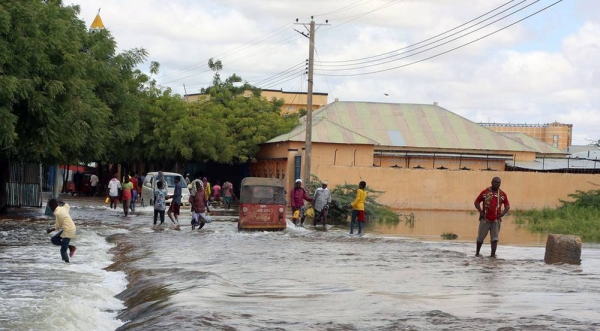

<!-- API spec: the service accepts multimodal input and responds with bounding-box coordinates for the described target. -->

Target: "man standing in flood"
[474,176,510,258]
[290,179,313,227]
[313,180,331,230]
[46,199,77,263]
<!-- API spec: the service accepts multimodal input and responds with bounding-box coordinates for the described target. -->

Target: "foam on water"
[0,223,127,331]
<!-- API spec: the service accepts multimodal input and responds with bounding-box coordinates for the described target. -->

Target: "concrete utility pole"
[295,17,328,182]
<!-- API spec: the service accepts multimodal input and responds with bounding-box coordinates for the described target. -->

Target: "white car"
[141,172,190,207]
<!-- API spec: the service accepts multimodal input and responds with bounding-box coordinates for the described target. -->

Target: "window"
[553,135,559,147]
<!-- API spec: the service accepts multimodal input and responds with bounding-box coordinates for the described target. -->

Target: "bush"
[514,189,600,242]
[305,175,400,226]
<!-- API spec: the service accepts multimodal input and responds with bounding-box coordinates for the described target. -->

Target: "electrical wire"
[262,69,306,90]
[252,61,306,87]
[159,22,294,81]
[314,0,376,18]
[314,0,537,71]
[317,0,519,63]
[314,48,334,95]
[322,0,405,32]
[159,1,394,85]
[161,33,302,86]
[314,0,563,77]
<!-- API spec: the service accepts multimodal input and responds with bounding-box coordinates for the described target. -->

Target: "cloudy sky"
[65,0,599,145]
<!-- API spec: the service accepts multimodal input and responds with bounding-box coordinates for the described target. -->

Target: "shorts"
[168,202,181,215]
[357,210,365,222]
[477,218,501,243]
[214,193,221,200]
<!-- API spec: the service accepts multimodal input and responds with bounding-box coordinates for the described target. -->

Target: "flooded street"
[1,197,599,330]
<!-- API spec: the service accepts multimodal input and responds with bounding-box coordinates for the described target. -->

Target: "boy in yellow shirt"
[47,199,77,263]
[349,181,367,235]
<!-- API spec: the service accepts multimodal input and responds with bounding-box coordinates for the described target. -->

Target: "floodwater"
[1,197,599,331]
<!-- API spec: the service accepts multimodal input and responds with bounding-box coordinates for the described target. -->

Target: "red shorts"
[357,210,365,222]
[168,202,180,215]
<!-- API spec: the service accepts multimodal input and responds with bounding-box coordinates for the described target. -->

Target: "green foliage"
[0,1,149,164]
[305,174,400,225]
[514,189,600,242]
[441,232,458,240]
[1,3,296,168]
[189,59,298,163]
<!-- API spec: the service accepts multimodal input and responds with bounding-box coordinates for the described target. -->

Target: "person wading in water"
[474,176,510,258]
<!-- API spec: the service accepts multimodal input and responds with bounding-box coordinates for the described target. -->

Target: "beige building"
[251,101,593,210]
[184,89,328,115]
[480,122,573,150]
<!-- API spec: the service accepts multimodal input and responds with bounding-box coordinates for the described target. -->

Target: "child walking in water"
[349,181,367,235]
[46,199,77,263]
[153,180,168,229]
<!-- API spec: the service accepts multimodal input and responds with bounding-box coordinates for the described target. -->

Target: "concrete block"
[544,234,581,265]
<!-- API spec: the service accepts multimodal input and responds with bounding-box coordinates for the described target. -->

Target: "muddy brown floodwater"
[1,198,599,330]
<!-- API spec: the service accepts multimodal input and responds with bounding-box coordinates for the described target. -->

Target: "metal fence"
[6,162,42,208]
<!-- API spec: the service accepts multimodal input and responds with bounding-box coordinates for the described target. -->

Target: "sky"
[65,0,600,145]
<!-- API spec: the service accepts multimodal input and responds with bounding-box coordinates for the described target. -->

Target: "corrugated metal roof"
[500,132,566,155]
[268,101,536,152]
[568,150,600,159]
[508,158,600,170]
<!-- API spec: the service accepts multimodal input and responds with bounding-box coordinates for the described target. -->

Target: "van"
[141,172,190,207]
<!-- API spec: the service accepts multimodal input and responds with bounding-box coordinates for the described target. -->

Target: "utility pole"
[295,17,328,182]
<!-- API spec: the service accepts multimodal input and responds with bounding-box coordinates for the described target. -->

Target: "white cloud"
[66,0,599,144]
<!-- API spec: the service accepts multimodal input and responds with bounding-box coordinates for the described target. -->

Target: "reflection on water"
[371,210,548,245]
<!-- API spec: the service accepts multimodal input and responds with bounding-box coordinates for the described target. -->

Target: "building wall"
[483,122,573,150]
[374,155,506,171]
[260,90,328,114]
[311,165,598,211]
[184,90,328,115]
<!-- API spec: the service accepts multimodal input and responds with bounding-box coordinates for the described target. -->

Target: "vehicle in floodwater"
[238,177,287,231]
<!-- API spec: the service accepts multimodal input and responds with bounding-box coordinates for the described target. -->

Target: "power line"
[251,61,306,87]
[317,0,519,64]
[161,34,302,85]
[314,0,537,71]
[314,48,333,95]
[314,0,376,18]
[322,0,405,32]
[262,69,306,90]
[159,22,294,81]
[315,0,563,77]
[158,1,391,85]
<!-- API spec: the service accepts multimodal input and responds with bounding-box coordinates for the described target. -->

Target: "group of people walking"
[290,179,368,235]
[106,171,142,217]
[45,172,509,263]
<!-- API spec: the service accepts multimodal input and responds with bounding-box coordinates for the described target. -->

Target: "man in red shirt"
[474,177,510,258]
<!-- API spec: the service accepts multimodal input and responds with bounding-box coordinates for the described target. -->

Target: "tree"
[194,61,298,163]
[0,1,150,164]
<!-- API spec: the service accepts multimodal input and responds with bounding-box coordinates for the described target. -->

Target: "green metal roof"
[500,132,566,155]
[268,101,537,153]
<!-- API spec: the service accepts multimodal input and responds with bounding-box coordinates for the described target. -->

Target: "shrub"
[305,175,400,226]
[513,189,600,242]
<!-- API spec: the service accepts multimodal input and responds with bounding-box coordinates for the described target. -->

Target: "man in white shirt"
[313,180,332,230]
[90,173,99,196]
[107,175,121,209]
